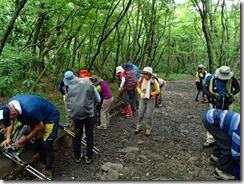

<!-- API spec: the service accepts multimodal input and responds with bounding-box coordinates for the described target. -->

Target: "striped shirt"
[205,109,240,160]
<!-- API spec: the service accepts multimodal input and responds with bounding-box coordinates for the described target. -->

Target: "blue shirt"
[7,94,60,126]
[205,109,240,160]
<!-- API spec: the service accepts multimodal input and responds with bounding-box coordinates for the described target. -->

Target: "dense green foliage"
[0,0,240,98]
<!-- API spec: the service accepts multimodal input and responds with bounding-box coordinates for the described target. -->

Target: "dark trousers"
[123,89,135,106]
[203,118,234,173]
[73,116,95,159]
[33,139,54,171]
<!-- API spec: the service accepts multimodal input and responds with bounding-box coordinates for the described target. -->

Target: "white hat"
[153,73,157,77]
[116,66,124,74]
[215,66,233,80]
[198,64,205,69]
[140,67,153,75]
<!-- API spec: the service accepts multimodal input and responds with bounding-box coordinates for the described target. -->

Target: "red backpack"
[79,70,91,78]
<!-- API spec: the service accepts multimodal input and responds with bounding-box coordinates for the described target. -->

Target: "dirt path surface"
[51,78,218,181]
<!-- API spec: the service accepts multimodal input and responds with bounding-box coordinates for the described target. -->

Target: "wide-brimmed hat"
[198,64,205,69]
[152,73,158,78]
[140,67,153,75]
[90,75,101,86]
[63,71,75,85]
[215,66,233,80]
[0,106,11,127]
[116,66,124,74]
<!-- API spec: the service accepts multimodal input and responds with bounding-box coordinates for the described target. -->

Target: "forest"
[0,0,240,98]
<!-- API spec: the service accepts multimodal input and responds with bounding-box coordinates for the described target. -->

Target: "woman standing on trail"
[134,67,160,136]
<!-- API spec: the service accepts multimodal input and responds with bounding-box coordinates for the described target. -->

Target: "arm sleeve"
[57,81,65,96]
[151,79,160,97]
[231,131,240,160]
[231,77,240,96]
[119,77,125,89]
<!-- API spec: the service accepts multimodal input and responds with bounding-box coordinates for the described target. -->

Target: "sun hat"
[140,67,153,76]
[198,64,205,69]
[116,66,124,74]
[152,73,158,77]
[90,75,101,86]
[63,71,75,85]
[0,106,11,127]
[215,66,233,80]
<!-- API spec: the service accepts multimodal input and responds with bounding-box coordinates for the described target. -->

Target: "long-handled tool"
[1,147,51,180]
[59,122,99,154]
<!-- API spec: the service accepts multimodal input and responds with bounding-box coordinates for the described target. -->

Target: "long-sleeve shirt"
[205,109,240,160]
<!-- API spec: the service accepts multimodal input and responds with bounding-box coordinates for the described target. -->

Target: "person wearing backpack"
[202,65,240,148]
[123,64,137,117]
[195,64,208,103]
[125,61,140,110]
[134,67,160,136]
[65,76,101,164]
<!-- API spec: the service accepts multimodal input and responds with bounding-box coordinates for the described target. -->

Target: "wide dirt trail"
[52,78,218,181]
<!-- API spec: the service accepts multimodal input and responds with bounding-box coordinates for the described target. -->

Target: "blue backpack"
[132,64,140,80]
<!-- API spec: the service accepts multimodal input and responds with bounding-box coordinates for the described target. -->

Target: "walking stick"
[1,147,51,180]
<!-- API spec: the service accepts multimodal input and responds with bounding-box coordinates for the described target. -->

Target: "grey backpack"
[66,78,95,120]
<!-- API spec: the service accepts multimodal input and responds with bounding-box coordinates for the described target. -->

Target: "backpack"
[66,78,95,120]
[124,69,137,90]
[132,64,140,80]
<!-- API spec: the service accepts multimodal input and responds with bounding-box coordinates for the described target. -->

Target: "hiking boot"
[213,168,235,180]
[85,156,92,164]
[37,161,46,171]
[96,125,107,129]
[74,153,83,163]
[145,128,152,136]
[134,127,142,134]
[209,155,218,165]
[203,141,215,148]
[43,170,52,180]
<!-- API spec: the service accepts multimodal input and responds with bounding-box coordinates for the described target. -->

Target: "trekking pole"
[59,123,99,154]
[1,147,51,180]
[222,95,225,110]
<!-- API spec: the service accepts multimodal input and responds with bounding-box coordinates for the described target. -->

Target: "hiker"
[152,73,166,107]
[195,64,208,103]
[116,65,137,117]
[57,70,76,124]
[134,67,160,136]
[0,94,60,179]
[124,61,140,110]
[202,109,240,180]
[90,75,114,129]
[66,76,101,164]
[202,65,240,148]
[78,69,91,78]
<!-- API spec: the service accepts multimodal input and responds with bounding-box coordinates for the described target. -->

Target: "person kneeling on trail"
[0,94,60,180]
[202,109,240,180]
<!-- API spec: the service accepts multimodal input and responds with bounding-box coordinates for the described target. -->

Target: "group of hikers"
[0,61,166,180]
[194,64,240,180]
[0,62,240,180]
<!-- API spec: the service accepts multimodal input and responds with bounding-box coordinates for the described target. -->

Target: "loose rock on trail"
[3,78,221,180]
[51,78,217,181]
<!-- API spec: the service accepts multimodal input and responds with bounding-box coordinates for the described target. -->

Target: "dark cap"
[0,106,11,127]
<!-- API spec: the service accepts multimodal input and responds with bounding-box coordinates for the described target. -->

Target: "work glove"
[140,93,146,99]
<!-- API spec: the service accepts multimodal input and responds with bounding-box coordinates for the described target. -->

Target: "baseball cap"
[0,106,11,127]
